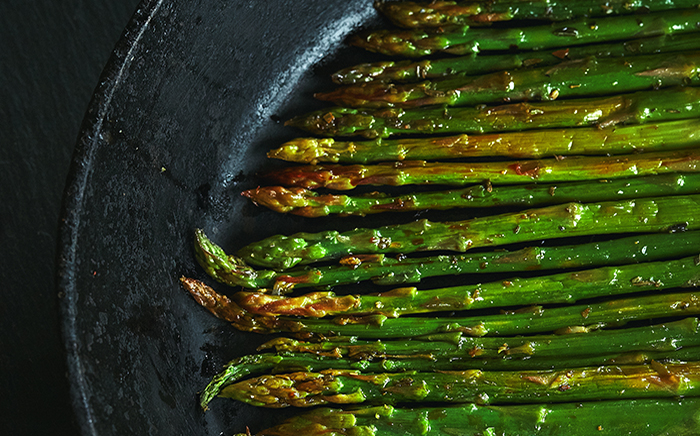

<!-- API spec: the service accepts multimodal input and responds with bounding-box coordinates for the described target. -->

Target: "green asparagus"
[204,347,700,410]
[262,150,700,191]
[351,8,700,57]
[270,119,700,164]
[233,254,700,318]
[260,317,700,360]
[286,86,700,138]
[182,278,700,339]
[236,195,700,269]
[189,3,700,432]
[244,174,700,217]
[318,52,700,109]
[333,33,700,84]
[376,0,700,28]
[219,361,700,407]
[200,318,700,408]
[237,399,700,435]
[196,228,700,290]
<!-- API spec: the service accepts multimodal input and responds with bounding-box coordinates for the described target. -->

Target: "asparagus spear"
[200,319,700,408]
[351,8,700,57]
[219,361,700,407]
[236,399,700,436]
[244,174,700,217]
[233,254,700,318]
[236,194,700,269]
[204,347,700,410]
[182,278,700,339]
[260,317,700,360]
[196,228,700,290]
[286,86,700,138]
[318,52,700,109]
[376,0,700,28]
[180,277,278,335]
[333,33,700,84]
[263,150,700,191]
[270,119,700,164]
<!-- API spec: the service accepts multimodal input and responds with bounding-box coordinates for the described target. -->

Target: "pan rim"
[56,1,166,434]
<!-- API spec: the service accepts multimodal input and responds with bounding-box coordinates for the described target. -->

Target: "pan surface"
[58,1,386,434]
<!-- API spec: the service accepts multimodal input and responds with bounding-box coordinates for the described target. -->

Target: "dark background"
[1,1,141,433]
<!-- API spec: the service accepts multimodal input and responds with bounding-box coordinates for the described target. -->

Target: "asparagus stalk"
[376,0,700,28]
[262,150,700,191]
[236,195,700,269]
[204,347,700,410]
[237,399,700,436]
[244,174,700,217]
[196,228,700,290]
[317,52,700,109]
[219,361,700,407]
[233,254,700,318]
[351,8,700,57]
[200,319,700,408]
[333,33,700,84]
[182,278,700,339]
[260,317,700,360]
[180,277,278,335]
[270,119,700,164]
[286,86,700,138]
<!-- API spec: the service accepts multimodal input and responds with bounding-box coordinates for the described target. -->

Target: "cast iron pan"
[60,1,620,433]
[56,1,403,434]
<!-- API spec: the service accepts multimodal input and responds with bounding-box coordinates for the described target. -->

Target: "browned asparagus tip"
[180,276,244,323]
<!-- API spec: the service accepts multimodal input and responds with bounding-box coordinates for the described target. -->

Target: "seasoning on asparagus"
[318,52,700,109]
[233,254,700,318]
[180,277,278,335]
[200,318,700,408]
[351,8,700,57]
[235,195,700,270]
[196,228,700,290]
[271,119,700,164]
[182,278,700,339]
[286,86,700,138]
[204,347,700,411]
[262,150,700,191]
[219,361,700,407]
[244,174,700,217]
[261,317,700,360]
[234,399,700,436]
[333,33,700,84]
[376,0,700,28]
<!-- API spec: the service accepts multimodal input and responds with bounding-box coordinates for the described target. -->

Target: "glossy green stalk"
[219,361,700,407]
[204,348,700,410]
[376,0,700,28]
[286,86,700,138]
[270,119,700,164]
[318,52,700,109]
[244,174,700,217]
[236,194,700,270]
[233,254,700,317]
[351,8,700,57]
[261,318,700,359]
[290,292,700,339]
[237,399,700,436]
[263,150,700,191]
[201,319,700,408]
[333,33,700,84]
[181,278,700,339]
[196,227,700,291]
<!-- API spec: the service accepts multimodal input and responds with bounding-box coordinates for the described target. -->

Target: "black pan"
[57,1,398,434]
[64,0,696,433]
